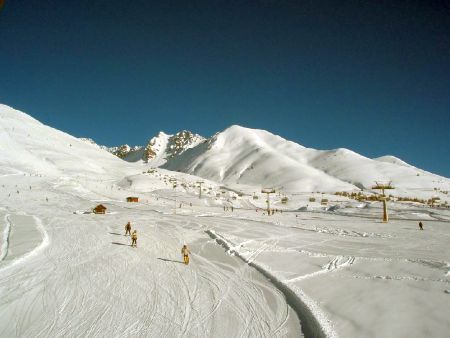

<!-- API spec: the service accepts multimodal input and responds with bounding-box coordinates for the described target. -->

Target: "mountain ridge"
[2,104,448,194]
[81,123,449,193]
[88,130,205,165]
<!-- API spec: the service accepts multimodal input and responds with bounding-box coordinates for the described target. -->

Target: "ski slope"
[0,186,301,337]
[1,104,449,338]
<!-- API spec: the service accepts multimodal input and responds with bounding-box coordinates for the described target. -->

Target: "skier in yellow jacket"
[131,230,137,247]
[181,244,191,265]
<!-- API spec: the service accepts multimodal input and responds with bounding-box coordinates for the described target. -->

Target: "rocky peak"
[110,145,137,159]
[102,130,205,163]
[166,130,205,159]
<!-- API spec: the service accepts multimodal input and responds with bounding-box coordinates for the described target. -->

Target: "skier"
[419,221,423,230]
[181,244,191,265]
[131,230,137,247]
[125,221,132,236]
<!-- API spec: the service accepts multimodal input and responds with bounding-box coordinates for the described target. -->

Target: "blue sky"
[0,1,449,177]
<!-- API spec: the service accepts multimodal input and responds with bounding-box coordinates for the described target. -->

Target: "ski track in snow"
[205,229,337,338]
[0,214,49,271]
[0,215,12,261]
[286,256,355,283]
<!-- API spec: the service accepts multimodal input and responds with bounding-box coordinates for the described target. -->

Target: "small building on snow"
[126,197,139,202]
[93,204,107,214]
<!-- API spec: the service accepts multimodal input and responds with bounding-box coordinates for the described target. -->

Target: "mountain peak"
[156,131,169,137]
[165,130,205,159]
[374,155,413,168]
[103,129,205,164]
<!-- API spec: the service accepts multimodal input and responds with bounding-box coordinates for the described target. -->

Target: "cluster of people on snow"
[119,208,425,267]
[124,221,191,264]
[256,208,282,216]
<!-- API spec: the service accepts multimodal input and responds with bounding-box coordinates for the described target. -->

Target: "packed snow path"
[0,177,301,337]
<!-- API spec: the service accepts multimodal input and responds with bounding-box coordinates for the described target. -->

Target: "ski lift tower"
[261,188,275,215]
[371,181,395,222]
[196,181,204,199]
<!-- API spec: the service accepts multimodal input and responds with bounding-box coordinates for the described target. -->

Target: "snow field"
[0,172,303,337]
[198,209,449,338]
[1,104,450,337]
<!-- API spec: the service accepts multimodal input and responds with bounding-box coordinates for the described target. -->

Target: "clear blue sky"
[0,1,449,177]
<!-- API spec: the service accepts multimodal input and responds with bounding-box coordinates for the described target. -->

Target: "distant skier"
[125,221,132,236]
[419,221,423,230]
[181,245,191,265]
[131,230,137,247]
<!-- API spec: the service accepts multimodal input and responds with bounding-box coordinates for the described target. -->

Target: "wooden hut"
[93,204,107,214]
[126,197,139,202]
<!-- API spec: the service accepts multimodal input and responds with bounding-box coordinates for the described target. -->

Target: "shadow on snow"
[111,242,131,246]
[157,257,185,264]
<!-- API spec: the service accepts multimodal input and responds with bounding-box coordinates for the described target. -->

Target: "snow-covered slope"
[306,148,447,191]
[3,102,447,194]
[162,125,450,193]
[162,125,355,192]
[1,104,449,338]
[0,105,132,178]
[374,155,413,168]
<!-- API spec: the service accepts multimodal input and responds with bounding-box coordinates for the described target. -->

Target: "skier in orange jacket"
[181,245,191,265]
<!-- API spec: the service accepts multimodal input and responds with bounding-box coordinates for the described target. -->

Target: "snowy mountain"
[0,105,132,178]
[95,130,205,165]
[4,103,449,195]
[162,125,450,193]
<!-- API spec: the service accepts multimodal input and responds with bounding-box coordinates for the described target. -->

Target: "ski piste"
[0,104,449,337]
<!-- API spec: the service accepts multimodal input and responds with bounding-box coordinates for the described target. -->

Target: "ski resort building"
[93,204,107,214]
[126,197,139,202]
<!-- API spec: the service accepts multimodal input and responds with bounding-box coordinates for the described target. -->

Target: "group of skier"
[124,221,191,264]
[125,221,138,247]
